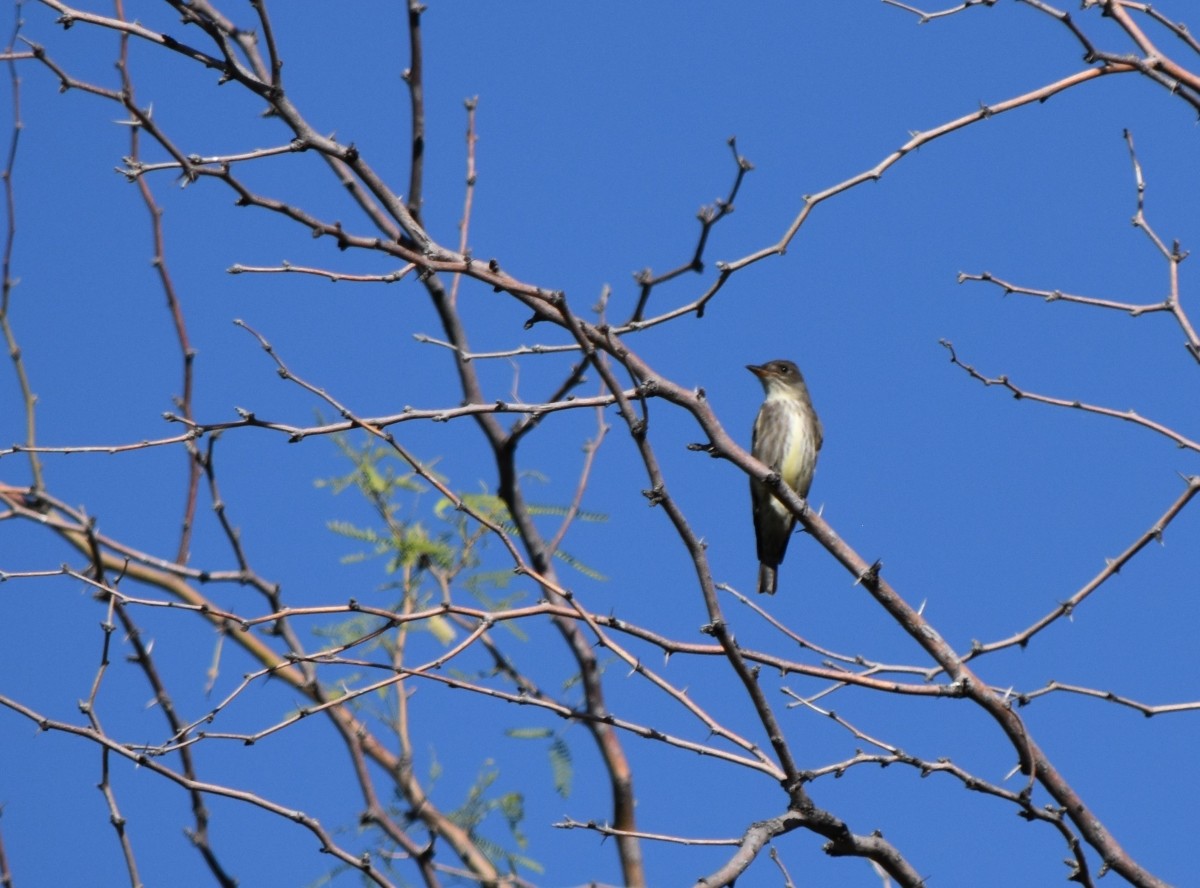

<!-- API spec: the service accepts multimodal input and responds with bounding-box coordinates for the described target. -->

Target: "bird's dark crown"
[747,359,802,382]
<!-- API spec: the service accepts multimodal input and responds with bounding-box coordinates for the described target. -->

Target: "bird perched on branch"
[747,359,822,595]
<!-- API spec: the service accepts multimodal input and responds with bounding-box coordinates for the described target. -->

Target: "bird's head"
[747,359,804,394]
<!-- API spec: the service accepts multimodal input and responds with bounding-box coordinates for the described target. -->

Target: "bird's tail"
[757,563,777,595]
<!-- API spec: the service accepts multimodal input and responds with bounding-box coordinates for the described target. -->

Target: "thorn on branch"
[641,485,665,506]
[854,560,882,587]
[726,135,754,172]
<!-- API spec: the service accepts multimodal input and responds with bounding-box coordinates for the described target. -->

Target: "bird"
[747,359,823,595]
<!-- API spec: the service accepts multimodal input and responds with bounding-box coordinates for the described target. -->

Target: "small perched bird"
[748,359,822,595]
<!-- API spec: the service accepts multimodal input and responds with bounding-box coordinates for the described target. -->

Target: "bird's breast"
[776,409,817,489]
[755,392,818,498]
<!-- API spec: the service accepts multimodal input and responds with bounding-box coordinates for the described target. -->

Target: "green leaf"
[425,614,456,645]
[549,737,573,798]
[505,727,554,740]
[497,791,525,836]
[553,547,607,581]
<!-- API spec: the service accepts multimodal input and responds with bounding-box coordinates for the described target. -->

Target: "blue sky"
[2,2,1198,886]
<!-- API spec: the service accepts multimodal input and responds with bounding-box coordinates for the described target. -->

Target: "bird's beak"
[746,364,767,378]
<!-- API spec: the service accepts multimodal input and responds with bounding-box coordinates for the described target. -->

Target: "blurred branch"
[723,583,933,678]
[197,434,312,679]
[0,480,508,886]
[0,387,634,458]
[883,0,998,23]
[1018,680,1200,716]
[0,9,40,491]
[232,318,562,595]
[23,1,1135,350]
[696,809,922,888]
[36,1,231,71]
[1124,1,1200,57]
[449,96,479,307]
[402,0,425,223]
[954,474,1200,665]
[80,557,147,887]
[120,142,304,180]
[95,746,142,887]
[628,136,753,323]
[419,261,646,881]
[1123,127,1200,359]
[554,818,738,847]
[104,572,239,885]
[0,559,962,705]
[788,693,1093,886]
[0,816,11,888]
[963,128,1200,362]
[413,333,581,360]
[940,340,1200,452]
[0,693,406,888]
[247,0,281,88]
[229,261,418,283]
[113,3,202,566]
[684,63,1133,318]
[959,271,1170,316]
[1102,1,1200,102]
[507,360,590,445]
[36,0,426,244]
[544,403,608,560]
